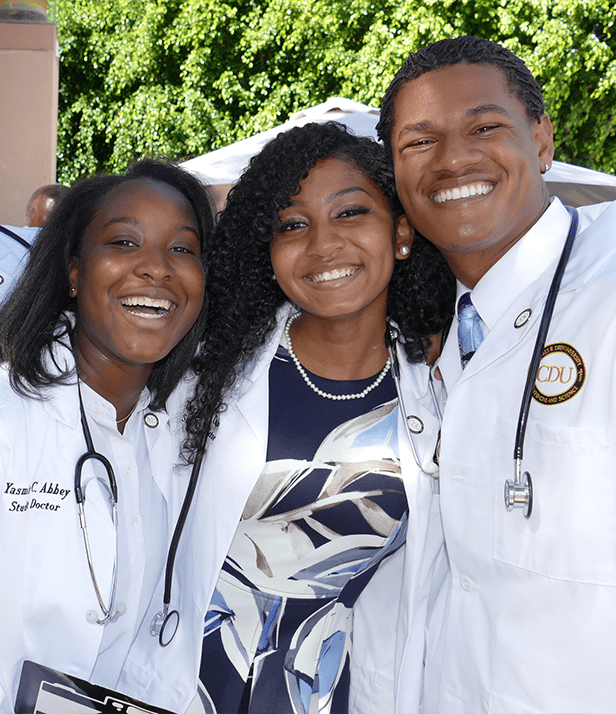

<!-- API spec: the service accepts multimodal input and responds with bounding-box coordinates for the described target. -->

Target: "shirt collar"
[79,379,153,432]
[463,198,573,330]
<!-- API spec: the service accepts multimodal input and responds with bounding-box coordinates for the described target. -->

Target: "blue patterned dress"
[196,346,407,714]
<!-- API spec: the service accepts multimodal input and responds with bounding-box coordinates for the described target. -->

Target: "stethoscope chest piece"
[151,605,180,647]
[504,470,533,518]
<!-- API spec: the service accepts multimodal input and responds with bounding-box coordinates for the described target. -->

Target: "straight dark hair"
[0,159,215,410]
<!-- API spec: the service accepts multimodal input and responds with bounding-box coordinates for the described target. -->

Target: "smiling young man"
[374,36,616,713]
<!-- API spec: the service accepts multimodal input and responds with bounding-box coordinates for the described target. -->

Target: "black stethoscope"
[150,437,205,646]
[75,382,123,626]
[75,382,205,646]
[504,206,579,518]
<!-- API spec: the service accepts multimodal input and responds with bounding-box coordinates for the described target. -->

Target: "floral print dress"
[195,346,407,714]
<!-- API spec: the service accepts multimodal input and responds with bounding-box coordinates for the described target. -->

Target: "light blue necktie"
[458,292,484,368]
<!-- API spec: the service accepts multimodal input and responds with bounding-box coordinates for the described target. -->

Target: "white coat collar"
[470,198,571,332]
[38,341,162,432]
[35,340,176,511]
[436,198,602,391]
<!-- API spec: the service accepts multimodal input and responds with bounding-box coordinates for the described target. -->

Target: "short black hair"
[378,35,545,158]
[182,121,455,461]
[0,159,215,410]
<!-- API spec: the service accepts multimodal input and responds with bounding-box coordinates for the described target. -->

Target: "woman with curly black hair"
[187,122,455,714]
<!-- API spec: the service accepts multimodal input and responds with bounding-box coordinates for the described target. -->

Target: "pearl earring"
[400,245,410,256]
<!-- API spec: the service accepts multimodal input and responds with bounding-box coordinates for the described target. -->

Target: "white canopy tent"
[181,97,616,209]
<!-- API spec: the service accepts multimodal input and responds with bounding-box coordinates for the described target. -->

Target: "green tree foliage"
[56,0,616,183]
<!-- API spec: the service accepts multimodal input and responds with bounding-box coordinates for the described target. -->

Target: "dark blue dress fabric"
[197,346,406,714]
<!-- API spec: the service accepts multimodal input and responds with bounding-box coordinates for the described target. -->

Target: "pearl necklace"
[284,312,391,401]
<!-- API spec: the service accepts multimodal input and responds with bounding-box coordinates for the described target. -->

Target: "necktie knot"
[458,292,484,368]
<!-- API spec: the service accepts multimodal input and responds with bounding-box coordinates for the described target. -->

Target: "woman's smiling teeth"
[431,182,494,204]
[307,266,359,284]
[120,295,174,318]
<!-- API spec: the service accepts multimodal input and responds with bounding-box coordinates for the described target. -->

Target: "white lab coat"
[180,304,446,714]
[422,199,616,713]
[0,349,201,713]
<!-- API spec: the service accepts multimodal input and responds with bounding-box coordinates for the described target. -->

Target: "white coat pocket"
[493,418,616,585]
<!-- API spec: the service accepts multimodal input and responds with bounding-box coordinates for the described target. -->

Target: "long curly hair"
[0,159,215,410]
[183,121,454,461]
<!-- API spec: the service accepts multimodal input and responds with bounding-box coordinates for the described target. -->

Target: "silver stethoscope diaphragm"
[150,604,180,647]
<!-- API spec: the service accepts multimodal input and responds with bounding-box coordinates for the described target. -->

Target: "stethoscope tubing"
[75,378,205,644]
[76,382,121,624]
[153,433,207,646]
[385,327,441,476]
[514,206,579,464]
[75,390,118,505]
[506,206,579,517]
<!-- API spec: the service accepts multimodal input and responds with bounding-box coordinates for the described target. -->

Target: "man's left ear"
[535,113,555,174]
[395,215,414,260]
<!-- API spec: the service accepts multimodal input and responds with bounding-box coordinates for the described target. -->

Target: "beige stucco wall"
[0,21,59,225]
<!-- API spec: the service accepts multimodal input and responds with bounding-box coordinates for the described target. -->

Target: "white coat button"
[132,516,140,526]
[144,412,159,428]
[126,465,133,472]
[460,575,475,592]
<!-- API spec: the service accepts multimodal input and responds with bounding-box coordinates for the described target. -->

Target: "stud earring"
[70,286,76,295]
[399,245,410,256]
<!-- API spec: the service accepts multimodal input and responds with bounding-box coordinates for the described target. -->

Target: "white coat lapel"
[195,304,296,608]
[233,303,294,451]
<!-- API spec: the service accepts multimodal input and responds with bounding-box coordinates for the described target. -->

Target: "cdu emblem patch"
[533,342,585,405]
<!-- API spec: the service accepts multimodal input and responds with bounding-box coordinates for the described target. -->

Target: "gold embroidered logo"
[533,342,585,405]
